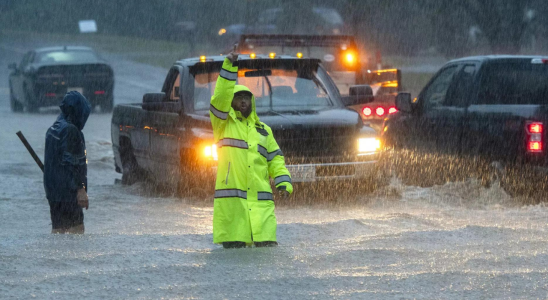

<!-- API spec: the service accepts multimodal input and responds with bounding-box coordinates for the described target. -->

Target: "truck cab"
[231,34,401,133]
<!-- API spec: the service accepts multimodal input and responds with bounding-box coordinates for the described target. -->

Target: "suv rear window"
[477,61,548,105]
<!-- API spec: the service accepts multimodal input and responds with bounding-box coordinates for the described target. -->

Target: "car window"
[170,73,181,102]
[421,65,459,109]
[193,68,332,111]
[34,50,99,63]
[445,64,476,107]
[476,61,548,105]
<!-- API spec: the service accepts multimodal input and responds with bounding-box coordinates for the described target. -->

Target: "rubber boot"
[222,241,246,249]
[254,241,278,247]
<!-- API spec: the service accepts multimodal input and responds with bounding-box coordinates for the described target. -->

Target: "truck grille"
[272,126,357,163]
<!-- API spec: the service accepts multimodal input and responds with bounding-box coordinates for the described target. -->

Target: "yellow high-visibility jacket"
[209,58,293,244]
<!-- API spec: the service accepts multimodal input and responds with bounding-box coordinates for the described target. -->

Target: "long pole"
[16,131,44,173]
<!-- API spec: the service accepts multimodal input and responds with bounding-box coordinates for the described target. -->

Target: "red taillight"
[45,93,56,97]
[94,90,105,95]
[363,107,372,116]
[375,107,385,116]
[529,142,542,151]
[529,123,543,133]
[388,107,398,114]
[526,121,544,153]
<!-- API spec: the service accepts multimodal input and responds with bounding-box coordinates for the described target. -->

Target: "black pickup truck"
[384,56,548,192]
[111,54,382,196]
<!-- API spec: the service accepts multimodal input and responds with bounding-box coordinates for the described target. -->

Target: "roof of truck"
[174,54,321,67]
[448,55,548,64]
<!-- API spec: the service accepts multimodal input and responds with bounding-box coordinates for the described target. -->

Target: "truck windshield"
[477,61,548,105]
[192,65,335,112]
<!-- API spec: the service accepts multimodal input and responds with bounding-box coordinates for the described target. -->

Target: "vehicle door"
[11,51,32,101]
[148,67,185,184]
[403,64,461,152]
[431,63,478,154]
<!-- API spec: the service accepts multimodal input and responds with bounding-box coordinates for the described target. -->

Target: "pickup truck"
[111,54,383,196]
[383,55,548,195]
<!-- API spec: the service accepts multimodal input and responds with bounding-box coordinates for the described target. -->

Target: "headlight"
[358,138,381,153]
[204,144,218,160]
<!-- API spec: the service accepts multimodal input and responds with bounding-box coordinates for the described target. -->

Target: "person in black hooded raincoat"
[44,91,91,234]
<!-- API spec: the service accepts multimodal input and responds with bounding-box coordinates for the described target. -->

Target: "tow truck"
[231,34,402,132]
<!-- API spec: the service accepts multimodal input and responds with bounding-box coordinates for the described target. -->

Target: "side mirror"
[342,85,374,106]
[143,92,165,103]
[8,63,17,71]
[395,92,412,113]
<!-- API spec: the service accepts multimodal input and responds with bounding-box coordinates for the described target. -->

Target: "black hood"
[60,91,91,130]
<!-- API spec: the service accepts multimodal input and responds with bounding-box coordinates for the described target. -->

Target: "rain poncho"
[209,58,293,244]
[44,91,91,202]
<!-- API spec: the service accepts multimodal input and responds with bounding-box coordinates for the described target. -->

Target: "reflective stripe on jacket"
[210,58,293,244]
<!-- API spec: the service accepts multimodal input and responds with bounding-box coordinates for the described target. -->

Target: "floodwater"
[1,42,548,299]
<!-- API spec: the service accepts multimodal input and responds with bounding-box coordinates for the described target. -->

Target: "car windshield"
[192,63,335,112]
[477,61,548,105]
[34,50,99,63]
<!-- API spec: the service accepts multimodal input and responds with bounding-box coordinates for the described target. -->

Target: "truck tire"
[120,142,146,185]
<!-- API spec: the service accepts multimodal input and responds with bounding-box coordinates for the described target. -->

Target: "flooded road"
[1,42,548,299]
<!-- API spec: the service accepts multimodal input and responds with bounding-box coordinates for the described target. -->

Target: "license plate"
[286,165,316,182]
[68,87,83,94]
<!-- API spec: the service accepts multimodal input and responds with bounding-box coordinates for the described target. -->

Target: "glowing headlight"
[204,144,218,160]
[358,138,381,153]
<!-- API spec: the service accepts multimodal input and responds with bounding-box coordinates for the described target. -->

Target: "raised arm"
[209,53,238,141]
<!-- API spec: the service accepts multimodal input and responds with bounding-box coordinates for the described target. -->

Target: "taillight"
[529,123,543,133]
[94,90,106,95]
[45,93,56,97]
[526,121,543,153]
[529,142,542,151]
[375,107,385,116]
[388,107,397,114]
[363,107,372,116]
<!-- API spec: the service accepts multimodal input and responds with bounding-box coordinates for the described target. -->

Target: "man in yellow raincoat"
[209,52,293,249]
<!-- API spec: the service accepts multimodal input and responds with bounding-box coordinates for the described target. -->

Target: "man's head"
[60,91,91,130]
[232,90,252,118]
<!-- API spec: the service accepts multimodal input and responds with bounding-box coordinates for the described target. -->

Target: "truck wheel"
[10,86,23,112]
[177,167,213,199]
[121,146,146,185]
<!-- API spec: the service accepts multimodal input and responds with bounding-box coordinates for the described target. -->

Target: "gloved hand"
[227,51,239,63]
[277,187,290,200]
[77,188,89,210]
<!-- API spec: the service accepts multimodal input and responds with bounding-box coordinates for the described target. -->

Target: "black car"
[8,46,114,112]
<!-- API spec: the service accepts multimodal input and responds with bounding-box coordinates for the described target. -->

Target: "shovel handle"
[16,131,44,173]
